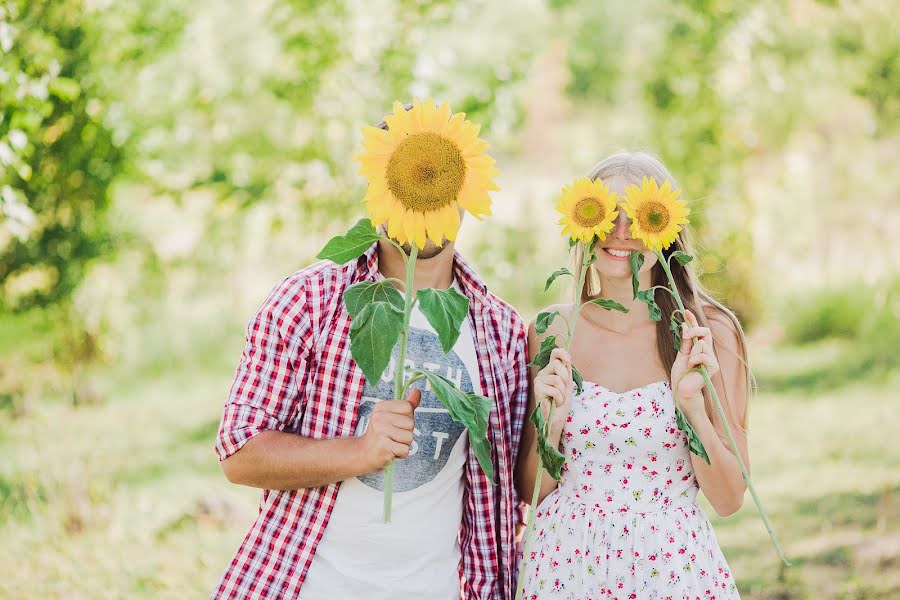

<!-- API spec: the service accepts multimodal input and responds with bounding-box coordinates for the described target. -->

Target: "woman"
[516,152,749,599]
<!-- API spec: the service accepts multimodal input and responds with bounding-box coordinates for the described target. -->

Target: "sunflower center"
[572,197,606,227]
[638,201,670,233]
[385,132,466,213]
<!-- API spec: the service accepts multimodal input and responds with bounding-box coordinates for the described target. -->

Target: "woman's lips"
[601,247,634,261]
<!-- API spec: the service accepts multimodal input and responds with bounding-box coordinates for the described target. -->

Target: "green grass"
[1,315,899,598]
[703,363,900,600]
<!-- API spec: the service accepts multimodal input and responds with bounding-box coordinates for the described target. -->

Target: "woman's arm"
[515,316,573,507]
[674,310,750,517]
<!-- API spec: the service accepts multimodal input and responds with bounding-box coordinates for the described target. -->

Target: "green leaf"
[535,310,560,334]
[675,407,710,465]
[669,314,683,352]
[317,218,382,264]
[420,371,494,481]
[48,77,81,101]
[589,298,630,313]
[571,364,584,395]
[349,301,404,384]
[671,250,694,266]
[637,289,662,321]
[343,281,404,319]
[629,251,645,299]
[416,287,470,353]
[530,406,566,480]
[527,334,559,369]
[544,268,573,292]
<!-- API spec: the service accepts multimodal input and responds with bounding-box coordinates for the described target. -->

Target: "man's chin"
[401,240,450,260]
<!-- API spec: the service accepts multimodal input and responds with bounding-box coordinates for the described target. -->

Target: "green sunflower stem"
[656,250,789,565]
[565,240,593,351]
[515,401,554,600]
[383,243,418,523]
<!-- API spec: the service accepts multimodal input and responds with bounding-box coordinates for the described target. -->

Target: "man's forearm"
[221,430,373,490]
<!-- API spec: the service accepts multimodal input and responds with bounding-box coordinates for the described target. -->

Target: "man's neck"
[377,239,456,292]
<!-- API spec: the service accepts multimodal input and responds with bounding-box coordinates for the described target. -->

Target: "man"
[211,108,529,599]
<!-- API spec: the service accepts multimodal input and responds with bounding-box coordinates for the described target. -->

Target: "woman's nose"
[611,209,630,239]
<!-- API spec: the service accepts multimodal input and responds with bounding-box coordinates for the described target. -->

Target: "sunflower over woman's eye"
[556,178,619,245]
[621,176,690,252]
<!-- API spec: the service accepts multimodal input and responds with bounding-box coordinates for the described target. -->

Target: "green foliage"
[674,401,710,465]
[419,370,493,481]
[636,288,662,322]
[588,298,629,313]
[781,278,900,378]
[0,0,123,309]
[527,334,559,369]
[571,363,584,396]
[782,285,868,345]
[535,310,560,334]
[670,251,693,266]
[544,267,573,292]
[348,300,404,385]
[529,405,565,480]
[856,42,900,133]
[316,219,380,264]
[629,251,644,299]
[563,7,623,102]
[669,313,683,352]
[416,287,470,354]
[343,280,404,319]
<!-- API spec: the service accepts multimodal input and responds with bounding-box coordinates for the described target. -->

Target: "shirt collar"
[354,242,492,309]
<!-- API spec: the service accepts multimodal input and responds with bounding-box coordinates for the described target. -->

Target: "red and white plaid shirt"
[212,243,529,599]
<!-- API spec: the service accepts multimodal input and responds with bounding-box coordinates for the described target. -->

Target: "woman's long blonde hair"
[577,151,751,433]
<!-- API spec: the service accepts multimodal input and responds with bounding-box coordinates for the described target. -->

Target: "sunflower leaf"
[416,287,470,354]
[349,300,404,385]
[589,298,630,313]
[675,406,710,464]
[527,334,560,369]
[637,289,662,322]
[545,268,573,292]
[420,370,494,481]
[669,313,683,352]
[629,251,645,299]
[343,281,404,320]
[571,364,584,396]
[535,310,560,334]
[671,251,694,266]
[530,406,566,480]
[317,218,381,264]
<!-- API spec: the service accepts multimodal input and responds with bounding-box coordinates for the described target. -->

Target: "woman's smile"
[601,246,636,261]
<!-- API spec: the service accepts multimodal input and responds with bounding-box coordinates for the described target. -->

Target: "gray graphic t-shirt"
[301,281,480,600]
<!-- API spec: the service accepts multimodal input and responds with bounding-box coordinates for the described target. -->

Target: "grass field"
[1,320,898,599]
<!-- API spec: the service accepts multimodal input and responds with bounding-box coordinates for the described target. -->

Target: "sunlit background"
[1,0,898,598]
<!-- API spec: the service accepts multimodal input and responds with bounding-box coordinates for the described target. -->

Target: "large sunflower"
[354,99,499,249]
[556,177,619,244]
[622,176,690,251]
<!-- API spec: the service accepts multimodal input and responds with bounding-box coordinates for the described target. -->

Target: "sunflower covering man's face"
[355,99,499,253]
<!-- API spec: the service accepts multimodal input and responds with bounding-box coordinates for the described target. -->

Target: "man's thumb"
[406,387,422,409]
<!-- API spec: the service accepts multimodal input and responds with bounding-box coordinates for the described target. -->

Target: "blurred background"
[1,0,898,598]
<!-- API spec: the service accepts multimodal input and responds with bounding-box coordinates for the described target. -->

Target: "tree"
[0,0,123,309]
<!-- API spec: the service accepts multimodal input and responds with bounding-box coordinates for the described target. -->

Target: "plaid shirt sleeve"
[506,316,530,526]
[215,276,313,461]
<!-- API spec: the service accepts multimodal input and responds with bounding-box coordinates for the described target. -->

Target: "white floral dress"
[518,380,740,600]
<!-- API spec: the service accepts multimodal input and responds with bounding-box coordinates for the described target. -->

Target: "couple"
[210,105,749,600]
